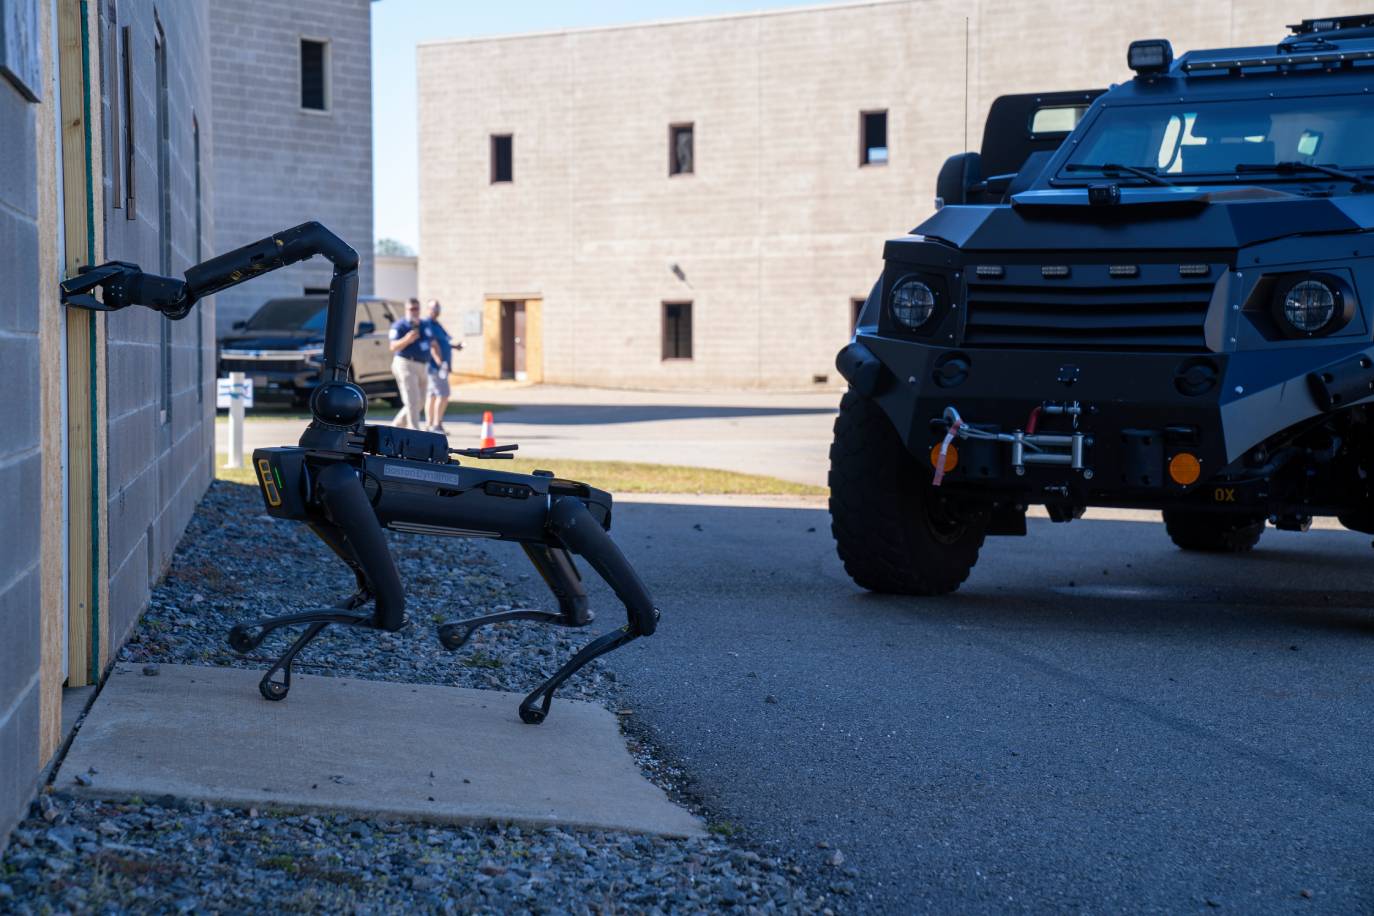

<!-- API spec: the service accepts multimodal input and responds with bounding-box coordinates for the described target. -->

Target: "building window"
[194,115,203,403]
[106,0,121,209]
[156,22,171,424]
[300,38,329,111]
[851,297,865,329]
[122,25,135,218]
[861,110,888,166]
[491,134,513,183]
[669,123,694,176]
[662,302,693,360]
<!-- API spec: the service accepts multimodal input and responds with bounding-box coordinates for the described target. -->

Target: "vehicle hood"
[218,330,323,351]
[906,188,1374,253]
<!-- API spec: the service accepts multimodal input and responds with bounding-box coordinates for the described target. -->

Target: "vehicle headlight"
[1280,278,1338,334]
[890,276,937,329]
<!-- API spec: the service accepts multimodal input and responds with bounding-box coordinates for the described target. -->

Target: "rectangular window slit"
[300,38,328,110]
[662,302,693,360]
[669,123,694,176]
[861,110,888,166]
[491,134,513,183]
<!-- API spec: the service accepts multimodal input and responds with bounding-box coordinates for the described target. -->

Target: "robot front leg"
[439,495,659,724]
[226,461,407,700]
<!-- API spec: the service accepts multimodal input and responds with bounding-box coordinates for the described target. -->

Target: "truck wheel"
[1162,510,1265,552]
[829,389,986,594]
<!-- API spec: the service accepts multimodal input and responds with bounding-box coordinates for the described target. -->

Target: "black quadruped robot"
[61,222,658,723]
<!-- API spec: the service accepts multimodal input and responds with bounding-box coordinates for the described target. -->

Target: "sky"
[371,0,836,253]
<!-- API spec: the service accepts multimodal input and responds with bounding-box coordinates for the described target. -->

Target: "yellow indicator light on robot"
[1169,452,1201,486]
[930,443,959,473]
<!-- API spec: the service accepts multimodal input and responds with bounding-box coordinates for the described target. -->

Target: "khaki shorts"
[427,368,451,399]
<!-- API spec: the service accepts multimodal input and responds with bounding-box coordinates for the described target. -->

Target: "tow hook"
[933,406,1094,485]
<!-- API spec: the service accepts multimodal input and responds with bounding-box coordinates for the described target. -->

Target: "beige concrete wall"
[417,0,1370,390]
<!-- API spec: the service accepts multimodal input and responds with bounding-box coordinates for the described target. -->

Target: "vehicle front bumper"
[839,334,1373,510]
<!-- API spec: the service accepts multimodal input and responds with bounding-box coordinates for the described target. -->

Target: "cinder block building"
[417,0,1368,389]
[0,0,375,850]
[208,0,375,333]
[0,0,215,847]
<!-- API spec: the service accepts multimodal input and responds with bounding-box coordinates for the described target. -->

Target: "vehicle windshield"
[243,297,327,332]
[1060,94,1374,185]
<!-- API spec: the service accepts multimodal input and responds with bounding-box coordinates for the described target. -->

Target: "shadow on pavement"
[471,404,838,426]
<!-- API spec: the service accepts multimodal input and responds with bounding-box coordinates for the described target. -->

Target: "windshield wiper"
[1235,161,1374,191]
[1063,163,1176,187]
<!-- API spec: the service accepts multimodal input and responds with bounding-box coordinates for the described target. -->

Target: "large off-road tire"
[829,389,987,594]
[1162,510,1265,552]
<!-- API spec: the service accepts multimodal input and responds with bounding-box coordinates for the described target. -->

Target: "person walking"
[389,298,437,429]
[423,299,460,433]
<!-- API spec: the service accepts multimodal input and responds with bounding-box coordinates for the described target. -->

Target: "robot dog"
[61,222,658,724]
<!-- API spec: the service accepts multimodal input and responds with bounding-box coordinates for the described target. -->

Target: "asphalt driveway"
[491,497,1374,913]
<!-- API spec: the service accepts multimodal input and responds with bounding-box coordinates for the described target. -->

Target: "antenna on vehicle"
[963,16,970,152]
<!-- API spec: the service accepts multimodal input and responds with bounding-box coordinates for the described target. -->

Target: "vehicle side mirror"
[231,320,246,330]
[935,152,982,208]
[356,321,375,336]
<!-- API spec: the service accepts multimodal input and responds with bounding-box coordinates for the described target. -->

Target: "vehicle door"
[352,300,389,389]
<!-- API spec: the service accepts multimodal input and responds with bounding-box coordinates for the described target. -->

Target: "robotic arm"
[62,223,660,724]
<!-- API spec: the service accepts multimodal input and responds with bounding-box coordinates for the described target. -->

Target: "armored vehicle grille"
[963,271,1216,352]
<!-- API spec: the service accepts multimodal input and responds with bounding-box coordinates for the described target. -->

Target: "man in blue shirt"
[388,298,438,429]
[422,299,461,433]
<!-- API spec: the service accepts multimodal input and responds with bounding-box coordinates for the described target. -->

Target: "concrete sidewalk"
[56,664,702,837]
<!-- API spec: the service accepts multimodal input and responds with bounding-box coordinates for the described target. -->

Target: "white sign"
[216,376,254,409]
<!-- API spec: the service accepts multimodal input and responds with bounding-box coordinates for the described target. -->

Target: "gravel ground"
[2,481,847,914]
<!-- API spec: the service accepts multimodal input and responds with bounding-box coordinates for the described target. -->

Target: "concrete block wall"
[418,0,1372,389]
[209,0,374,333]
[101,0,215,653]
[0,61,44,848]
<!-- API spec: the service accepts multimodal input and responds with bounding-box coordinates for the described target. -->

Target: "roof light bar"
[1182,48,1374,72]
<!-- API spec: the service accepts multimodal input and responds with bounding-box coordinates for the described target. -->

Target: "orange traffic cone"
[480,411,496,449]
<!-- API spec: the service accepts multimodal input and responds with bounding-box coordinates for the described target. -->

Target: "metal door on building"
[500,300,526,380]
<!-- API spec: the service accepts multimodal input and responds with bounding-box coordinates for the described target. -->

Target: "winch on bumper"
[838,339,1244,509]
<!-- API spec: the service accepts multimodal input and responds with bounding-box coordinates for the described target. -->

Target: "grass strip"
[216,454,822,496]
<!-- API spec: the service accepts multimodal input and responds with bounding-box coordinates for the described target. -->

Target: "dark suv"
[833,14,1374,594]
[218,294,403,406]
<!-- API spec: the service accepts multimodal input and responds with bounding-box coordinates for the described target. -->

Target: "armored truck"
[832,15,1374,594]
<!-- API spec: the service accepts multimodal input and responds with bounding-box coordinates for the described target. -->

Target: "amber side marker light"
[1169,452,1201,486]
[930,443,959,473]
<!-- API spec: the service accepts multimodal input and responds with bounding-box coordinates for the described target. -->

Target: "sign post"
[217,372,253,468]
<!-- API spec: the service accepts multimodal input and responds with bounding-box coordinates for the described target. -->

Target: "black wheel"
[829,389,987,594]
[1163,510,1265,552]
[259,678,289,702]
[227,624,259,654]
[436,623,473,651]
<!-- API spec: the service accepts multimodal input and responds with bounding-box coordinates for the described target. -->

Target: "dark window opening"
[669,123,694,176]
[194,115,203,402]
[300,39,327,110]
[491,134,513,183]
[662,302,693,360]
[851,297,865,329]
[156,23,171,424]
[303,286,330,295]
[106,0,121,208]
[861,110,888,166]
[122,25,135,218]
